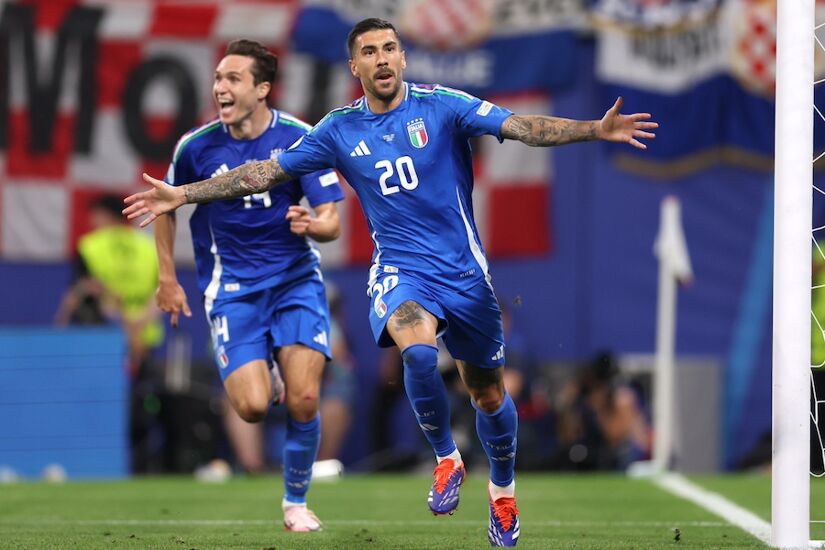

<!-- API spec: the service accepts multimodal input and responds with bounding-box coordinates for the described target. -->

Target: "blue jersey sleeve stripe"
[278,113,313,132]
[172,120,221,163]
[410,87,436,97]
[432,85,475,102]
[410,85,476,103]
[312,98,366,133]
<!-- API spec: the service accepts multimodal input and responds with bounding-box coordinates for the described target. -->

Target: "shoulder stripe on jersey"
[434,85,476,101]
[410,85,436,94]
[172,120,221,163]
[411,85,475,102]
[278,112,313,132]
[410,86,436,98]
[435,85,475,99]
[313,98,366,131]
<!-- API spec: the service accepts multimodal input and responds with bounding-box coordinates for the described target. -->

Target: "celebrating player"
[154,39,344,532]
[125,19,657,547]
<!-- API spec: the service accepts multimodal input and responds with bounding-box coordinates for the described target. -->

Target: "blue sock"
[283,414,320,504]
[402,344,456,457]
[475,392,518,487]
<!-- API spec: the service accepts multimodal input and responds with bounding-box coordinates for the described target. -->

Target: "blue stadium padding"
[0,327,128,479]
[724,185,775,467]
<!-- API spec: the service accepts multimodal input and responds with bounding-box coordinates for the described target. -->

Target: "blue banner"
[592,0,823,170]
[292,2,581,95]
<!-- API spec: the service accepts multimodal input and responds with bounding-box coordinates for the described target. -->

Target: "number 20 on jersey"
[375,156,419,196]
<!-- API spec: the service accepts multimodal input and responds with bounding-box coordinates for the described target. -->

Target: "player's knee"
[471,388,505,414]
[401,344,439,378]
[233,395,270,423]
[287,388,320,420]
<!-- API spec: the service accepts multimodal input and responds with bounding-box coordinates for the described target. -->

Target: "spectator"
[553,351,651,471]
[55,193,162,375]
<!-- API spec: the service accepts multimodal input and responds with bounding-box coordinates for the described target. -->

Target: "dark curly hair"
[224,39,278,86]
[346,18,401,57]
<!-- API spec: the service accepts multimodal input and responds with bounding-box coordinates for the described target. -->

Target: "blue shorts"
[368,271,505,368]
[205,273,332,381]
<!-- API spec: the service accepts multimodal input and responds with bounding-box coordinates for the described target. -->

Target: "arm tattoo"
[389,300,429,331]
[501,115,598,147]
[184,158,290,204]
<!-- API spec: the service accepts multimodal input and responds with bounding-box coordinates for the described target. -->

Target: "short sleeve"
[437,86,513,142]
[164,136,197,187]
[300,168,345,207]
[278,119,338,178]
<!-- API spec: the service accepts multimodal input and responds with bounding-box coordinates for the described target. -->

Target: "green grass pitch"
[1,473,824,549]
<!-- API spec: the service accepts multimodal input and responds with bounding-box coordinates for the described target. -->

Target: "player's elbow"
[311,219,341,242]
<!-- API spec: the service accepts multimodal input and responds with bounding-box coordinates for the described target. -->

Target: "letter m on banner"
[0,3,103,154]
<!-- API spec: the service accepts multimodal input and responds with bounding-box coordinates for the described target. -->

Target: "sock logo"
[485,438,515,451]
[287,480,309,489]
[491,452,516,462]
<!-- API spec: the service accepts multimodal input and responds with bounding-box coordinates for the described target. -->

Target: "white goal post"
[772,0,814,547]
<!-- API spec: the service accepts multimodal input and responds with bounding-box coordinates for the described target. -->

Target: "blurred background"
[0,0,813,481]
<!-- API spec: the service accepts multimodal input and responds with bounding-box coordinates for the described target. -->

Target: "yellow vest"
[813,244,825,366]
[78,226,163,347]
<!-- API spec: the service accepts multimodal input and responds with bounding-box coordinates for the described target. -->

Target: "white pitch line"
[654,473,771,545]
[0,518,732,528]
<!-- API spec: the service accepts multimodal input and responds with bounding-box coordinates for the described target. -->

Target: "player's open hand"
[286,205,314,236]
[156,281,191,327]
[123,173,187,227]
[598,97,658,150]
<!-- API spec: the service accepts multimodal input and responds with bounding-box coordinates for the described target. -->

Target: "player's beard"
[369,72,402,103]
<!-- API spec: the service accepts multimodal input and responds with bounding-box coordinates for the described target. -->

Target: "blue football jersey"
[278,83,513,291]
[166,109,344,298]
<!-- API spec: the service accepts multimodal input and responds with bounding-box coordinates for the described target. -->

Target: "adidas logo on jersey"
[313,331,328,347]
[211,163,230,178]
[491,345,504,362]
[349,140,371,157]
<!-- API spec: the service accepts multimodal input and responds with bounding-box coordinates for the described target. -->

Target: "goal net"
[811,19,825,485]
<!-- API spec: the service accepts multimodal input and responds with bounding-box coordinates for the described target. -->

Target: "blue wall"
[0,328,128,478]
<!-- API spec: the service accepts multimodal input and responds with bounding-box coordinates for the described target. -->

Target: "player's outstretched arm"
[500,97,657,149]
[123,158,291,227]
